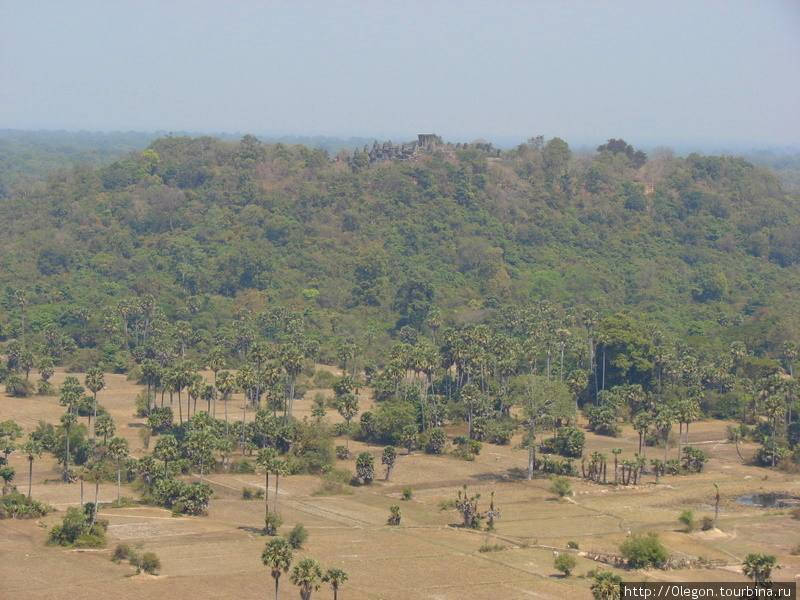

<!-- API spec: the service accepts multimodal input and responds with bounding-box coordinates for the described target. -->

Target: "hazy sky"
[1,1,799,149]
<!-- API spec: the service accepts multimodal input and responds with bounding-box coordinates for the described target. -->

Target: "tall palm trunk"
[264,471,270,521]
[27,458,34,498]
[273,471,280,513]
[116,460,122,503]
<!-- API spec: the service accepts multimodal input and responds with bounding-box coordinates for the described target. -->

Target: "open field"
[1,370,798,599]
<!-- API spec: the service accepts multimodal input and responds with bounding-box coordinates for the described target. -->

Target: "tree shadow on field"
[470,467,531,482]
[237,525,264,535]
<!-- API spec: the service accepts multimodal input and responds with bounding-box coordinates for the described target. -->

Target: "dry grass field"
[1,370,798,599]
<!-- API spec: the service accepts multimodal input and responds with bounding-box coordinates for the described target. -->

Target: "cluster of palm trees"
[262,537,349,600]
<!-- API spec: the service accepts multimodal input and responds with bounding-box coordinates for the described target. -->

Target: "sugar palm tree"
[280,345,304,419]
[154,434,180,477]
[336,393,359,451]
[204,348,226,417]
[272,459,289,514]
[60,411,77,482]
[742,553,778,585]
[236,364,257,455]
[216,370,236,437]
[140,359,159,415]
[611,448,623,484]
[107,436,129,503]
[249,341,270,408]
[95,413,116,445]
[291,557,323,600]
[322,567,349,600]
[84,367,105,437]
[187,428,216,483]
[20,438,42,498]
[257,447,277,523]
[262,538,293,600]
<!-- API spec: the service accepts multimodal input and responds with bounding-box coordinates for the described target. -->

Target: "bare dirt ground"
[1,370,798,599]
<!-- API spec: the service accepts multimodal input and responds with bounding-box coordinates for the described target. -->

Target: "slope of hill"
[1,134,799,363]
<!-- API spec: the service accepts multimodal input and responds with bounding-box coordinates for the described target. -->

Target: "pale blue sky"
[1,1,798,149]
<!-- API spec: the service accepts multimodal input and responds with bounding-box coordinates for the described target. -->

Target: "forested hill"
[1,133,800,367]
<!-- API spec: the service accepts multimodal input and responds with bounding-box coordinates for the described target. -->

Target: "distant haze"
[1,1,798,151]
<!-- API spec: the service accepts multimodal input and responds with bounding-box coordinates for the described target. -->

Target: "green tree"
[0,466,15,492]
[19,438,42,498]
[322,567,349,600]
[290,557,323,600]
[387,505,401,525]
[262,538,293,600]
[549,475,572,499]
[60,411,77,482]
[95,413,116,445]
[356,451,374,484]
[154,434,180,478]
[287,523,308,549]
[336,393,359,451]
[84,367,105,437]
[554,553,577,576]
[107,437,129,504]
[543,137,572,182]
[257,447,277,524]
[619,532,668,568]
[591,570,622,600]
[381,445,397,481]
[742,553,778,585]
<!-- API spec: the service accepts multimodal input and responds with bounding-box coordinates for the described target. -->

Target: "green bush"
[0,492,52,519]
[229,459,256,474]
[619,532,668,569]
[287,523,308,549]
[264,512,283,536]
[549,475,572,498]
[36,380,56,396]
[402,486,413,501]
[47,507,107,548]
[4,375,34,397]
[678,510,695,532]
[112,543,133,562]
[425,428,447,454]
[313,468,353,496]
[242,487,264,500]
[539,427,585,458]
[140,551,161,574]
[554,553,578,576]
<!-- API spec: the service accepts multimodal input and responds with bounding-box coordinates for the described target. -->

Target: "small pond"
[736,493,800,508]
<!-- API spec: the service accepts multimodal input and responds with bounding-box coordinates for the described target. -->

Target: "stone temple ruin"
[347,134,502,165]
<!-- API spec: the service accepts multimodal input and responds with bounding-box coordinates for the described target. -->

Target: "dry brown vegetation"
[1,370,798,599]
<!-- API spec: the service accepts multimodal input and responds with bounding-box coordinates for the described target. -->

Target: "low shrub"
[678,510,695,532]
[549,475,572,498]
[287,523,308,549]
[229,459,256,474]
[112,543,133,562]
[47,507,107,548]
[242,487,264,500]
[478,543,507,553]
[0,492,52,519]
[264,512,283,536]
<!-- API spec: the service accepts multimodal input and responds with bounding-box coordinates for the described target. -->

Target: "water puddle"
[736,493,800,508]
